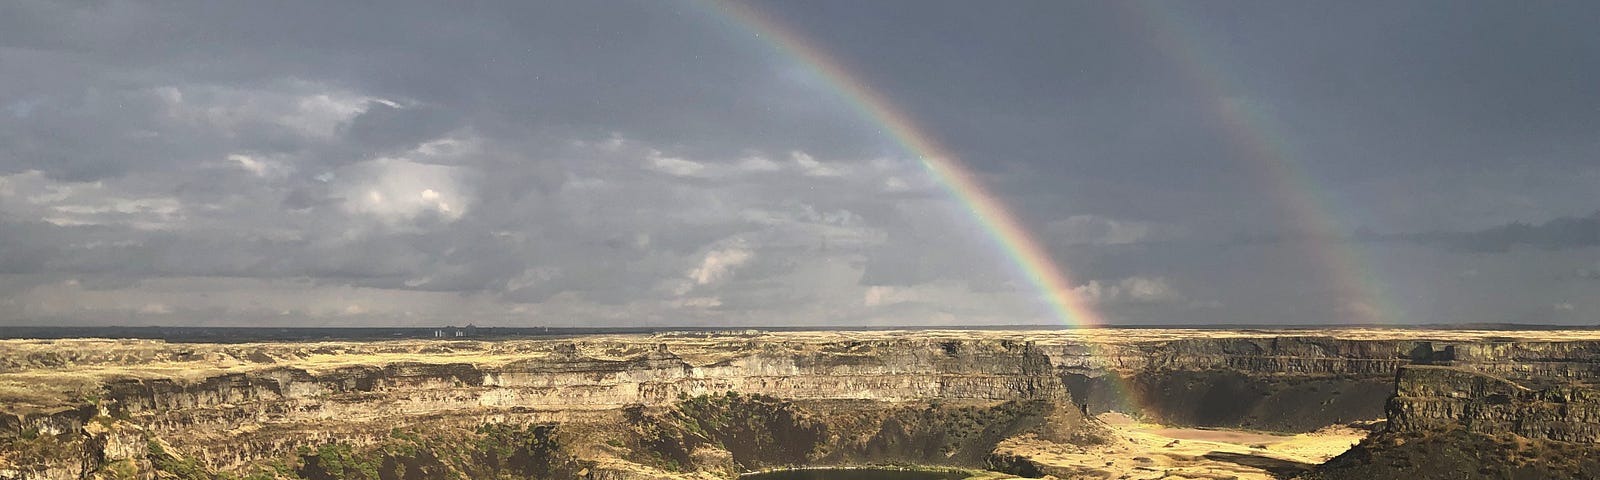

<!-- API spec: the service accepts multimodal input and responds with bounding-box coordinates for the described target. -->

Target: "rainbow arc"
[699,0,1396,414]
[711,1,1108,330]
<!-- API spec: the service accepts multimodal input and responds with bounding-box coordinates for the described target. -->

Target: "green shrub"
[148,440,216,480]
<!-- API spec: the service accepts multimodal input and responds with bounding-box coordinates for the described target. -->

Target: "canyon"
[2,328,1599,479]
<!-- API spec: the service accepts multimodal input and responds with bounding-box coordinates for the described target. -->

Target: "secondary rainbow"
[710,1,1107,328]
[1123,1,1404,323]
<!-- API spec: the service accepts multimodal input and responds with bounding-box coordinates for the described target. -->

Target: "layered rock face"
[1300,339,1600,480]
[1378,338,1600,443]
[1386,365,1600,443]
[6,329,1600,479]
[1038,336,1424,375]
[1046,336,1425,431]
[1,336,1066,479]
[1302,364,1600,480]
[1047,334,1600,432]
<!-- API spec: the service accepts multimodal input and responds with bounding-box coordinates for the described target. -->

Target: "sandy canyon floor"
[999,412,1368,480]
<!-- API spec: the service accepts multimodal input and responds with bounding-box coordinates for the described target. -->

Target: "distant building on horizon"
[432,324,477,338]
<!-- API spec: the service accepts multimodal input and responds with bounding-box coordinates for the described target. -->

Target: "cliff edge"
[1303,364,1600,480]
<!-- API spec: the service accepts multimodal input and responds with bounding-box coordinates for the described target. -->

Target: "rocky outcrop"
[1300,362,1600,480]
[1386,365,1600,443]
[1301,427,1600,480]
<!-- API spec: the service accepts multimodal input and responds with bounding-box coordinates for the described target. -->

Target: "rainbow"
[1123,1,1402,323]
[701,0,1406,420]
[710,1,1108,329]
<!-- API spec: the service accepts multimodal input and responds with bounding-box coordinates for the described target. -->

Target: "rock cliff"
[1,335,1071,479]
[1047,333,1600,432]
[5,328,1600,479]
[1386,365,1600,443]
[1301,347,1600,480]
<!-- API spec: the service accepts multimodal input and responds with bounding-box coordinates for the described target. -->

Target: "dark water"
[740,469,970,480]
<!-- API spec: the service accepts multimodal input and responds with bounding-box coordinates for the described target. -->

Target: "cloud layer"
[2,1,1597,326]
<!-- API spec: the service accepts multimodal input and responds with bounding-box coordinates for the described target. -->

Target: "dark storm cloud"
[1,0,1596,326]
[1393,212,1600,253]
[756,0,1600,230]
[0,0,880,179]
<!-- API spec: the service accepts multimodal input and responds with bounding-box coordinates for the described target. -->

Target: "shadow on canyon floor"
[1202,451,1313,478]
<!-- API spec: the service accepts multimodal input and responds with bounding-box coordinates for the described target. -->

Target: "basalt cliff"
[3,329,1599,480]
[1304,342,1600,480]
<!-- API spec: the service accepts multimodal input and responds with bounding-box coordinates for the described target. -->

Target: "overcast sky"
[2,0,1597,327]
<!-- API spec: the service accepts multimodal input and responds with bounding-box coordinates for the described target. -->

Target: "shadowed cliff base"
[1062,371,1394,432]
[1289,364,1600,480]
[1300,428,1600,480]
[1201,452,1312,478]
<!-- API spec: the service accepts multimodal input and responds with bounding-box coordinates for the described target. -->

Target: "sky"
[1,0,1597,327]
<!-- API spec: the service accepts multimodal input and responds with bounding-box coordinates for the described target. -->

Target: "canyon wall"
[1043,336,1425,431]
[1,336,1066,479]
[1302,361,1600,480]
[1046,335,1600,432]
[1386,365,1600,443]
[5,329,1600,479]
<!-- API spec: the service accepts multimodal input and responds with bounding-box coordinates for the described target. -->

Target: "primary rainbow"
[710,1,1108,329]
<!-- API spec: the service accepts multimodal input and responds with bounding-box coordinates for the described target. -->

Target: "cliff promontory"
[1303,358,1600,479]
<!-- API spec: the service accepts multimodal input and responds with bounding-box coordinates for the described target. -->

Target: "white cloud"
[4,276,521,325]
[0,170,185,230]
[736,155,782,172]
[151,83,393,139]
[505,266,562,293]
[229,153,269,176]
[1577,262,1600,280]
[584,137,879,184]
[415,136,479,158]
[1071,276,1182,305]
[670,296,723,309]
[1120,276,1179,302]
[645,150,706,177]
[227,153,292,178]
[863,285,914,307]
[337,157,472,225]
[883,176,911,192]
[687,242,754,286]
[791,151,844,177]
[1047,214,1159,246]
[0,130,1064,327]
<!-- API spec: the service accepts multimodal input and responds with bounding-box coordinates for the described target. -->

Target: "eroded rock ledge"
[1299,356,1600,479]
[1388,365,1600,443]
[993,336,1600,480]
